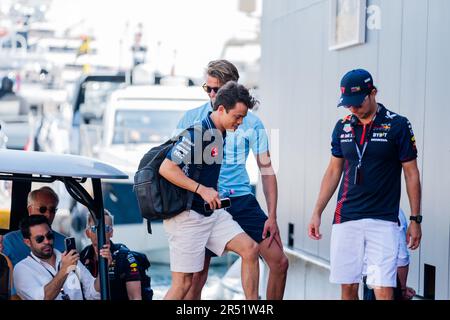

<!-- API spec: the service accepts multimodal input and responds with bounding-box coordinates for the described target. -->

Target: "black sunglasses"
[35,206,58,214]
[35,232,54,244]
[202,83,220,94]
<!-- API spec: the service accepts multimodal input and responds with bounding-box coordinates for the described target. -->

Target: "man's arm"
[126,281,142,300]
[308,156,344,240]
[43,250,80,300]
[2,232,24,266]
[93,244,112,294]
[43,270,69,300]
[402,159,422,250]
[256,152,279,246]
[159,158,221,210]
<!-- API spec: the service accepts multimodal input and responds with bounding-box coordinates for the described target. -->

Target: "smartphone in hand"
[204,198,231,213]
[64,237,77,253]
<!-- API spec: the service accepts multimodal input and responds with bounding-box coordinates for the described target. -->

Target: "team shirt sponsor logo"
[372,132,387,138]
[172,137,194,162]
[182,164,190,176]
[211,147,219,158]
[340,133,354,139]
[378,123,391,131]
[127,253,136,264]
[343,124,352,133]
[385,111,397,119]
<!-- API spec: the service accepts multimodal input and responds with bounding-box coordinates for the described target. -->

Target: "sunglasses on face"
[89,225,113,233]
[35,232,54,244]
[202,83,221,94]
[346,95,370,109]
[34,206,58,214]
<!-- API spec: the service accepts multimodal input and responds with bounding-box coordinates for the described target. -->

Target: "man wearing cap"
[308,69,422,300]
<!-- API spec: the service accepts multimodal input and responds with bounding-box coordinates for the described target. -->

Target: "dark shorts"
[227,194,268,243]
[206,194,268,258]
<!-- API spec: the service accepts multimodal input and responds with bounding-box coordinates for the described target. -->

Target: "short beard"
[33,247,53,260]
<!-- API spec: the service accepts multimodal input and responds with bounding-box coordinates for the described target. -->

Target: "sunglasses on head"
[35,206,58,214]
[35,231,54,244]
[89,225,113,233]
[202,83,221,94]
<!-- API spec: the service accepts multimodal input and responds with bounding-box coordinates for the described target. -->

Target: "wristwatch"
[410,215,423,224]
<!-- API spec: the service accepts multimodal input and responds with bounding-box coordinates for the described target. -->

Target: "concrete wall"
[258,0,450,299]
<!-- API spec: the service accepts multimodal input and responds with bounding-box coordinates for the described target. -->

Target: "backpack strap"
[185,125,204,211]
[186,163,202,211]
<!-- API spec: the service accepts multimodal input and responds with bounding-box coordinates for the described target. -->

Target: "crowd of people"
[0,60,421,300]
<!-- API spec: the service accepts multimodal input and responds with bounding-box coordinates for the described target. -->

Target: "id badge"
[354,165,362,185]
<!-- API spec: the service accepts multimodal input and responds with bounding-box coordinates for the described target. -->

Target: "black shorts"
[227,194,268,243]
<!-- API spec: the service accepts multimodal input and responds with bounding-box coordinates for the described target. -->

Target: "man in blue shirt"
[2,187,66,266]
[160,81,260,300]
[178,60,288,300]
[308,69,422,300]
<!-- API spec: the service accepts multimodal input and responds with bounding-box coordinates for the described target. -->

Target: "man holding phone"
[13,215,112,300]
[177,60,288,300]
[2,187,66,266]
[159,81,260,300]
[65,237,76,252]
[204,198,231,213]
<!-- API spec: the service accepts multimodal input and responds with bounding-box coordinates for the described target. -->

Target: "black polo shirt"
[331,104,417,224]
[167,113,225,216]
[80,241,141,300]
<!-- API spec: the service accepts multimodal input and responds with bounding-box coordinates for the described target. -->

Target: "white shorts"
[330,218,399,287]
[362,211,410,273]
[163,209,244,273]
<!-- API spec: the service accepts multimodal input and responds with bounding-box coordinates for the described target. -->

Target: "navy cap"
[337,69,374,108]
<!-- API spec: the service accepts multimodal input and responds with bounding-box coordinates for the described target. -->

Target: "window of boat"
[80,81,124,121]
[113,110,185,144]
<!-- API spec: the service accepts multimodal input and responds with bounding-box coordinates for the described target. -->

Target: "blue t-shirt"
[2,229,66,266]
[168,113,224,215]
[177,101,269,197]
[331,104,417,224]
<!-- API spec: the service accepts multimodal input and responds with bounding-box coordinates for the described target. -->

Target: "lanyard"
[351,112,378,169]
[29,254,74,300]
[29,254,60,278]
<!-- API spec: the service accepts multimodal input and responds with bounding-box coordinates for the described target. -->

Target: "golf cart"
[0,149,127,300]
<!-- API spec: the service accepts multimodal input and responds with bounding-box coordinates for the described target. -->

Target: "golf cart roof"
[0,149,128,179]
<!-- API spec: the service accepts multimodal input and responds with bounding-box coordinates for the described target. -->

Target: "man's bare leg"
[225,233,259,299]
[185,256,211,300]
[164,272,193,300]
[374,287,394,300]
[259,237,288,299]
[342,283,359,300]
